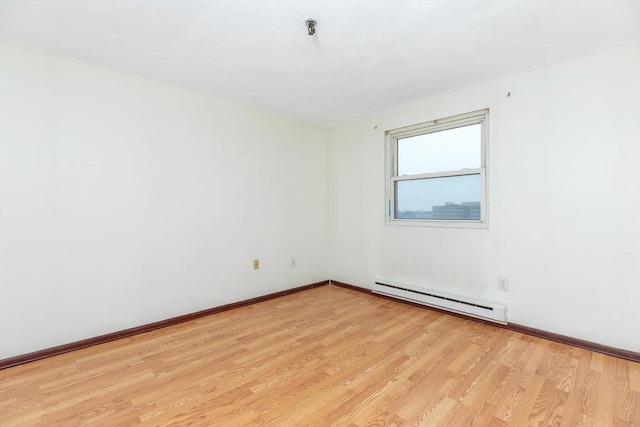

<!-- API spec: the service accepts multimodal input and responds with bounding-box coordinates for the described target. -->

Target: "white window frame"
[385,109,489,229]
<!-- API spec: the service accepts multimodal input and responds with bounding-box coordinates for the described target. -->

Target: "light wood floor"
[1,285,639,426]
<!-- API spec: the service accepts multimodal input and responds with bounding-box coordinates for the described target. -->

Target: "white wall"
[330,42,640,352]
[0,41,330,359]
[2,40,638,360]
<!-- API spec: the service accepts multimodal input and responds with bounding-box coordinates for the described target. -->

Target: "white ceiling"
[1,1,639,126]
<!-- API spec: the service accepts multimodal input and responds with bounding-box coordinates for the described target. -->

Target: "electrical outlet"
[498,277,509,291]
[290,257,296,268]
[253,259,259,270]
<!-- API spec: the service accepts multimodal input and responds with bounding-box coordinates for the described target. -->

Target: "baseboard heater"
[372,279,508,325]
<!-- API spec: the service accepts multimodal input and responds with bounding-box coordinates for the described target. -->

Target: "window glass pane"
[395,174,481,220]
[397,123,481,175]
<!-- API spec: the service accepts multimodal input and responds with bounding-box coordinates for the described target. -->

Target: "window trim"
[385,109,489,228]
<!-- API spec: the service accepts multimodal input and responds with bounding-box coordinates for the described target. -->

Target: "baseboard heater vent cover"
[372,280,507,324]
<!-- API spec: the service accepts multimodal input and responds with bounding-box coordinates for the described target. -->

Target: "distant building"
[432,201,480,220]
[398,201,480,220]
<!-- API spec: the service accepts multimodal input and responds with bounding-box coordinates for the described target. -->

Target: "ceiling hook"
[306,19,316,36]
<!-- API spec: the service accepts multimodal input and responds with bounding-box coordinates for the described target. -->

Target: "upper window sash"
[389,113,487,179]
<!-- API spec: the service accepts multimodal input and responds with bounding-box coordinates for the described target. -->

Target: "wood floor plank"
[1,285,638,426]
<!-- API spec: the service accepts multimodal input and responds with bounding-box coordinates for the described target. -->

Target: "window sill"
[386,219,489,229]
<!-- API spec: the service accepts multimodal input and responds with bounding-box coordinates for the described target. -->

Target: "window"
[386,109,488,228]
